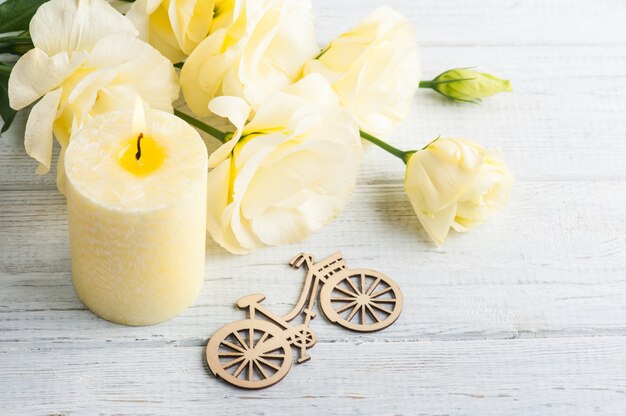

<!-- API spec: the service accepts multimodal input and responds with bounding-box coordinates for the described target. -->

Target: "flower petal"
[180,28,232,116]
[251,207,311,246]
[8,48,86,110]
[414,202,457,246]
[86,34,179,112]
[207,95,250,167]
[169,0,215,53]
[30,0,136,56]
[24,89,63,175]
[216,204,253,254]
[405,139,484,213]
[206,158,249,252]
[126,0,163,41]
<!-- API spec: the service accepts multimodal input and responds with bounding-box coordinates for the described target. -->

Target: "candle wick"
[135,133,143,160]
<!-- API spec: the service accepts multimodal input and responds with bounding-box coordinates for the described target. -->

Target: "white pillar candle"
[64,103,208,326]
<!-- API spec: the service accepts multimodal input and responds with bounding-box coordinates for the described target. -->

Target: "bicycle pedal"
[297,355,311,364]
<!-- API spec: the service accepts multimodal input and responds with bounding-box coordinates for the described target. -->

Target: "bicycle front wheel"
[320,269,403,332]
[206,319,292,389]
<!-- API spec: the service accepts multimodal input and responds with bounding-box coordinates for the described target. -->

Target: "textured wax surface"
[65,109,208,211]
[64,109,208,325]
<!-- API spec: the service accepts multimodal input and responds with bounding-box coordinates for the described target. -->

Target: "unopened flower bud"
[424,68,512,103]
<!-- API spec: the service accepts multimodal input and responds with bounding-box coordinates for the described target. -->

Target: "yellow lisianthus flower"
[303,6,420,138]
[180,0,319,116]
[126,0,227,63]
[8,0,179,191]
[205,75,362,254]
[404,138,512,245]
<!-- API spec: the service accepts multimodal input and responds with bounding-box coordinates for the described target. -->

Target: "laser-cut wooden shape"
[206,252,403,389]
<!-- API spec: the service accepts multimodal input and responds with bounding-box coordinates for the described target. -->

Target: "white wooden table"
[2,0,626,414]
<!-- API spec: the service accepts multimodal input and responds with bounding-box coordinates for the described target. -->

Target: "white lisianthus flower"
[126,0,221,63]
[404,138,512,245]
[180,0,319,116]
[303,6,419,138]
[206,75,362,254]
[8,0,179,191]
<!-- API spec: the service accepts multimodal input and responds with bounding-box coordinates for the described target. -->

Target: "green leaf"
[0,0,48,33]
[0,65,17,135]
[0,34,34,56]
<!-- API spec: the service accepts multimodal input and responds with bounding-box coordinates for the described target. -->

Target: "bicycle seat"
[237,293,266,308]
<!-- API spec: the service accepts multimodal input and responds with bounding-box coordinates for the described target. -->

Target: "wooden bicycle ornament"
[206,252,403,389]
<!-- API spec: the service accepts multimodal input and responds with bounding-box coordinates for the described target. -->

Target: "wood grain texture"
[2,337,626,415]
[2,0,626,414]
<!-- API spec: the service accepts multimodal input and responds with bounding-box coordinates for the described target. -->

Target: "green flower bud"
[424,68,512,103]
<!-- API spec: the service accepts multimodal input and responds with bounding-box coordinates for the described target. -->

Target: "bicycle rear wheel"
[320,269,402,332]
[206,319,292,389]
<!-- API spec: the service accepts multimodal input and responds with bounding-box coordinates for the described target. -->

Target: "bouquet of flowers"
[0,0,513,253]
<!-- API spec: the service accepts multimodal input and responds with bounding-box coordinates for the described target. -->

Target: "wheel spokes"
[233,358,248,378]
[331,297,357,302]
[257,331,270,347]
[213,324,292,387]
[365,303,381,322]
[257,356,282,372]
[371,286,393,299]
[345,276,361,296]
[222,340,245,353]
[260,352,286,359]
[371,297,397,303]
[333,285,359,298]
[218,351,245,357]
[335,300,358,314]
[253,359,269,380]
[247,360,254,381]
[345,303,361,322]
[360,304,366,325]
[366,277,382,296]
[222,356,245,370]
[369,301,393,315]
[233,331,248,351]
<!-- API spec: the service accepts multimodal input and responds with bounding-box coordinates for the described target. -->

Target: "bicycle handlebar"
[289,253,314,269]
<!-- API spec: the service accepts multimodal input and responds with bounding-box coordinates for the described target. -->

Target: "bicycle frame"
[206,251,403,389]
[242,254,326,362]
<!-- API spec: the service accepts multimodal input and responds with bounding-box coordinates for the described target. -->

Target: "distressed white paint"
[1,0,626,414]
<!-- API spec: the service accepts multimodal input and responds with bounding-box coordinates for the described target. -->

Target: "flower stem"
[173,109,228,143]
[0,34,33,44]
[0,63,12,76]
[359,130,411,164]
[315,44,330,59]
[419,80,435,89]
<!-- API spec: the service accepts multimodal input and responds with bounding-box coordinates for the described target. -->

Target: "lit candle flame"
[132,96,146,136]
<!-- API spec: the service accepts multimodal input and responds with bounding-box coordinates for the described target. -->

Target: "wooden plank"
[1,337,624,415]
[314,0,626,46]
[1,273,625,345]
[3,181,625,282]
[1,180,625,345]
